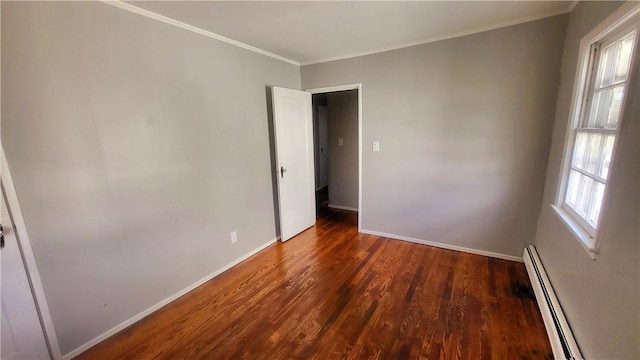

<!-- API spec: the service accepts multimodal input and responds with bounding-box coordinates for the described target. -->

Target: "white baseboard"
[63,237,278,359]
[328,204,358,212]
[360,229,523,262]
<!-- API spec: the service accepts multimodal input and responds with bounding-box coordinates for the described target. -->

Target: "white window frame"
[554,3,640,259]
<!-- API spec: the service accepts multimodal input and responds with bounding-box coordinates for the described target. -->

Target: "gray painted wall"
[327,90,358,209]
[1,2,300,355]
[533,2,639,358]
[301,15,567,257]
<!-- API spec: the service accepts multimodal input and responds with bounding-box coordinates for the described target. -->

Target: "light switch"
[338,138,344,146]
[372,141,380,152]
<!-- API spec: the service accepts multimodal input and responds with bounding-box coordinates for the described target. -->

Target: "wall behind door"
[327,90,358,210]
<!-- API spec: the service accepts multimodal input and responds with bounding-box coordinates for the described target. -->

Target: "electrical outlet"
[338,138,344,146]
[230,231,238,244]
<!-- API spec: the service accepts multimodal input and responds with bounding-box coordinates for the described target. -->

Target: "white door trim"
[1,148,62,359]
[305,84,362,232]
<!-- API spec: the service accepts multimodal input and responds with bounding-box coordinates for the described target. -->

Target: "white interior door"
[272,86,316,241]
[318,106,329,189]
[1,186,50,359]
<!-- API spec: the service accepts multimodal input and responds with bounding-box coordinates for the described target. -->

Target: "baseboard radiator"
[523,245,583,360]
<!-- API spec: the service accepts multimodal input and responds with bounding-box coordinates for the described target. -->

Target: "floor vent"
[523,245,582,360]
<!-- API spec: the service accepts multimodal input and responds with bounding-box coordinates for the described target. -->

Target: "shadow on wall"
[265,86,280,238]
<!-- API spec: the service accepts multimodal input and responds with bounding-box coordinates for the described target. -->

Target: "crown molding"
[99,1,300,66]
[568,1,580,13]
[99,1,573,69]
[301,7,570,66]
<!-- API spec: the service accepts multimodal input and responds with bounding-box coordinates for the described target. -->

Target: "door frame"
[305,84,362,232]
[1,148,62,359]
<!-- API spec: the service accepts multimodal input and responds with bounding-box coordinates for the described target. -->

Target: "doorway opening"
[308,85,362,231]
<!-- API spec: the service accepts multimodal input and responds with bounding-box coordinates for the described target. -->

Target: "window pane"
[575,174,593,218]
[588,181,605,226]
[596,43,617,88]
[587,86,624,128]
[566,170,580,208]
[596,32,637,88]
[600,135,615,180]
[606,86,624,129]
[613,34,636,84]
[572,132,588,170]
[587,89,610,128]
[585,133,602,175]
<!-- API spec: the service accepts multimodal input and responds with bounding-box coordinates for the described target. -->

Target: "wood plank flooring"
[77,208,552,359]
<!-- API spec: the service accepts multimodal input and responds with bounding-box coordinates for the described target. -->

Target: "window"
[557,10,639,255]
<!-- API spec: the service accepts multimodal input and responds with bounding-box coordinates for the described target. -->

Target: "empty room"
[1,1,638,359]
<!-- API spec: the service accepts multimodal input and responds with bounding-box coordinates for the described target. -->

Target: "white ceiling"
[127,1,574,65]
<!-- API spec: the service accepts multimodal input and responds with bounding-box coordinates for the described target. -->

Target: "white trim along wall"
[99,1,300,66]
[100,0,575,67]
[300,7,572,65]
[63,237,277,359]
[362,229,524,263]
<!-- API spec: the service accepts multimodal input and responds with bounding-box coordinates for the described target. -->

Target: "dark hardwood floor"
[78,208,552,359]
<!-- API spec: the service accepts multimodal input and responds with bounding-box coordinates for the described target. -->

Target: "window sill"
[551,205,599,260]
